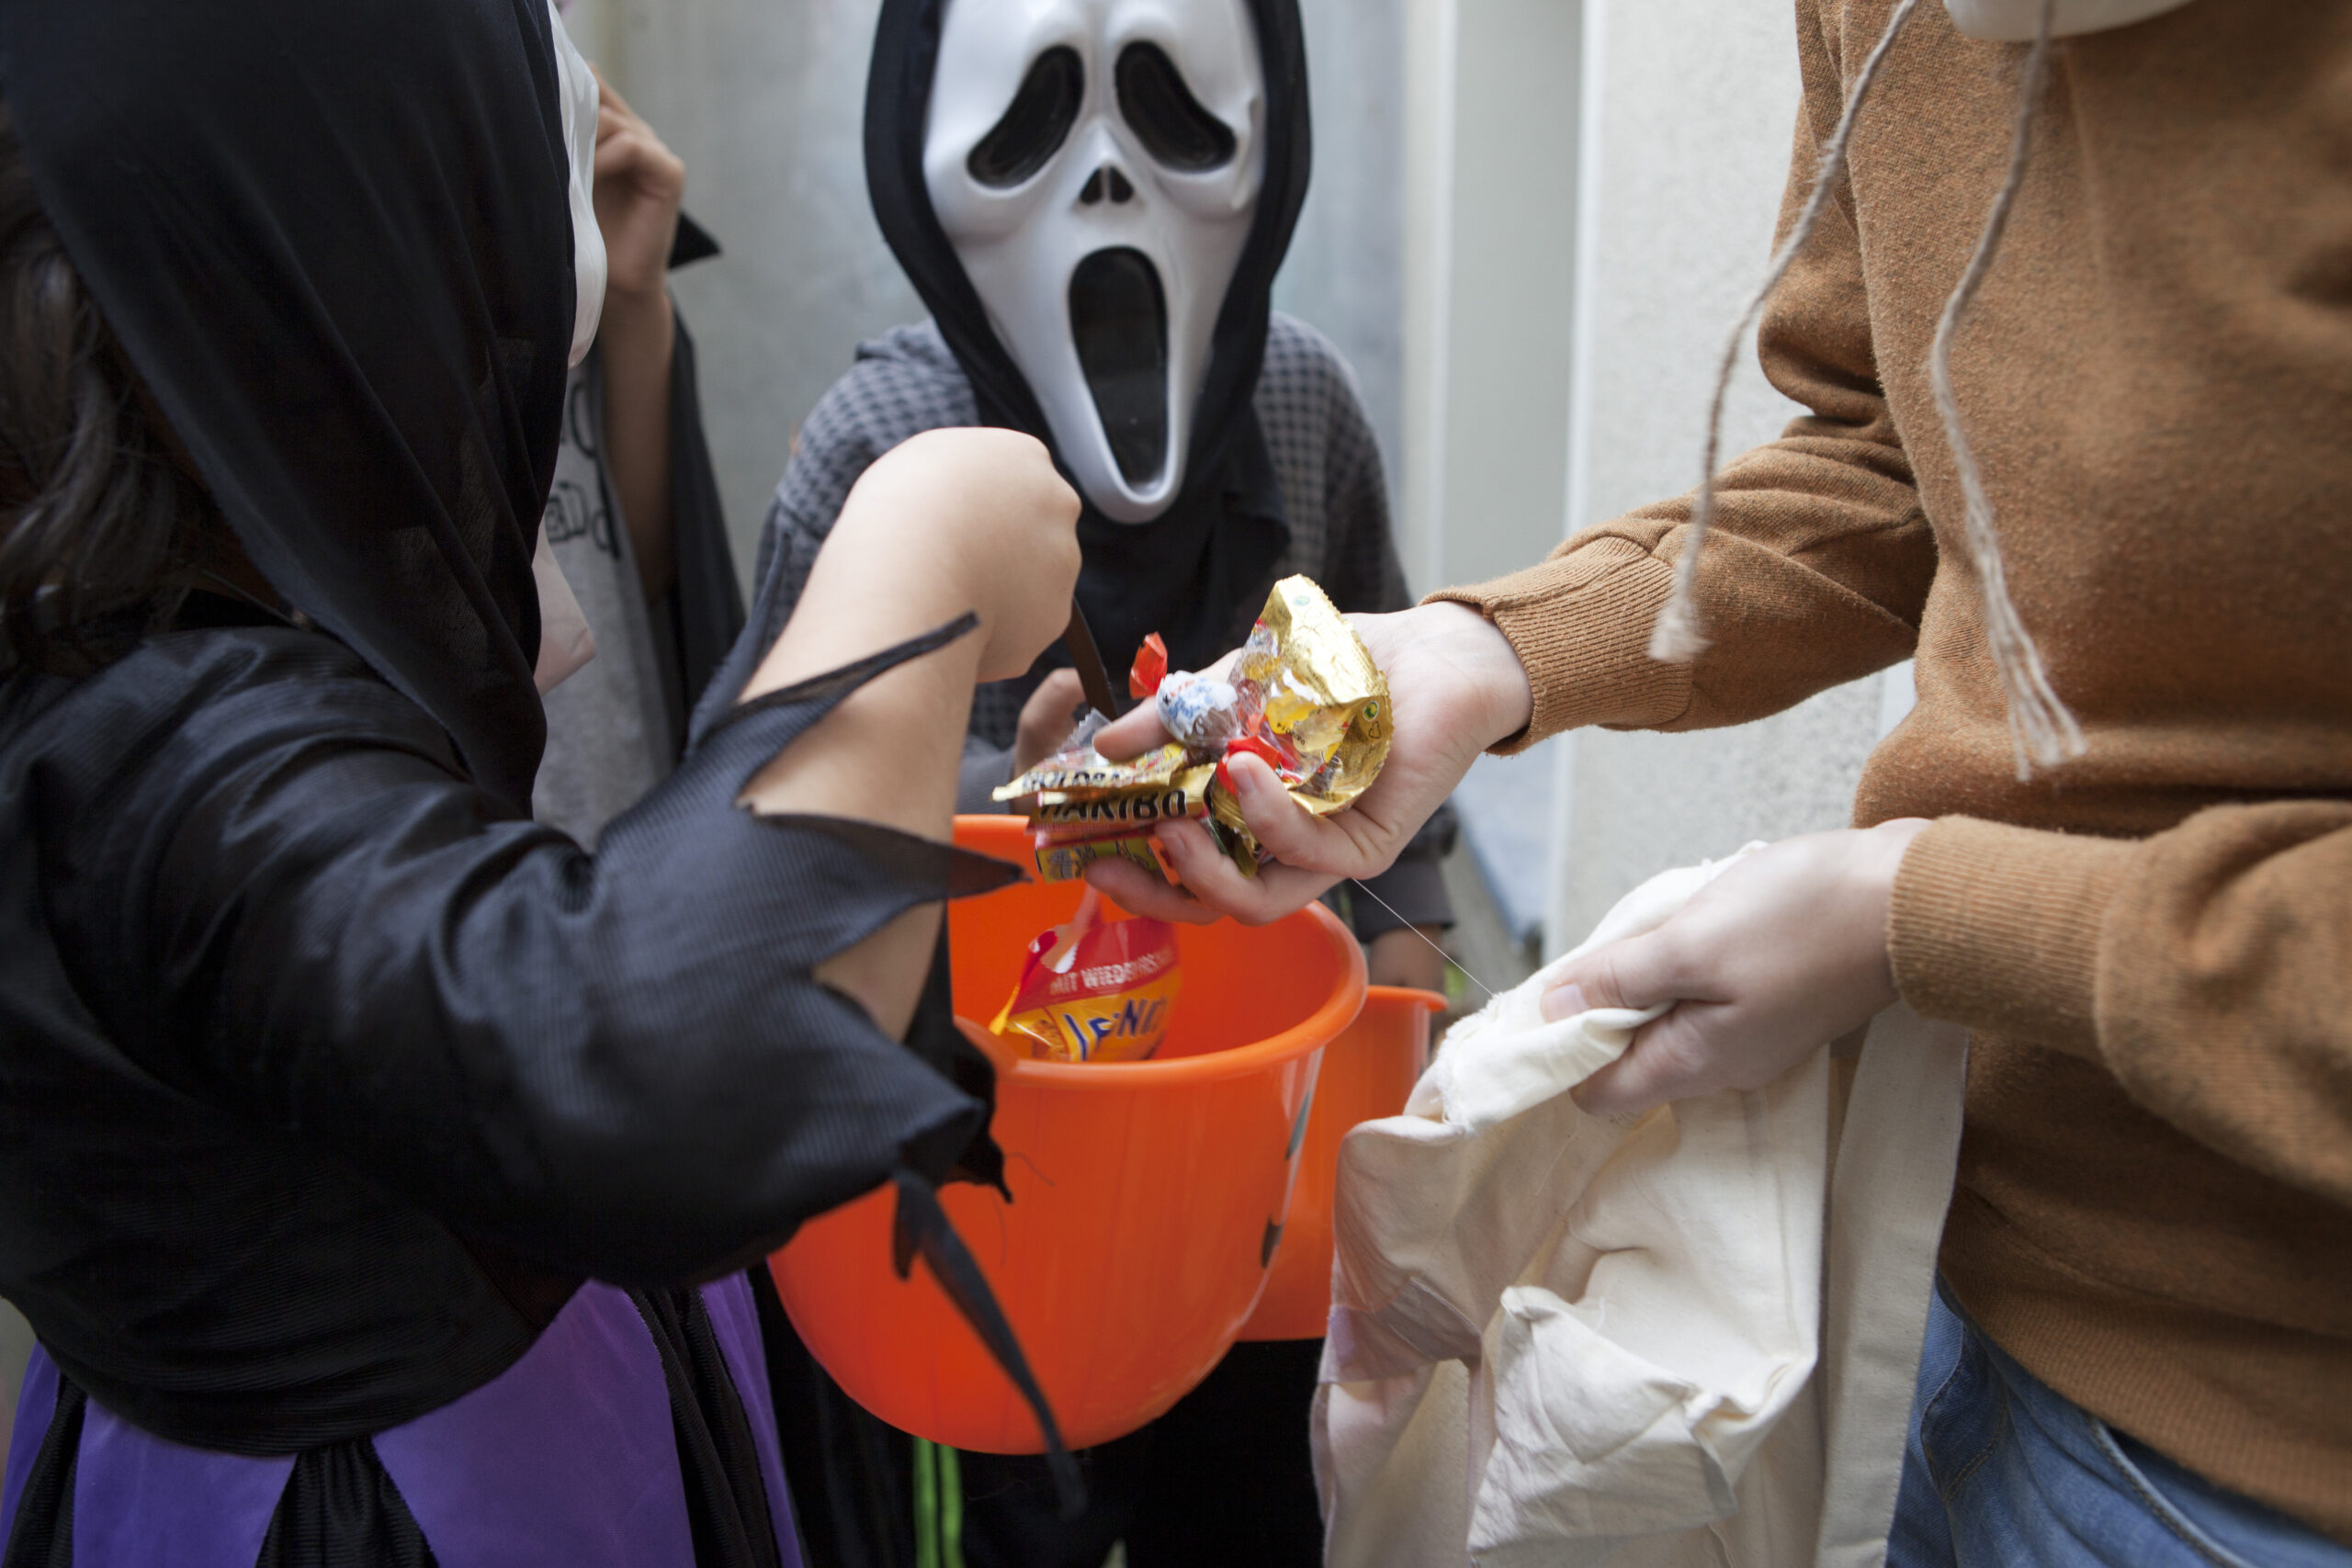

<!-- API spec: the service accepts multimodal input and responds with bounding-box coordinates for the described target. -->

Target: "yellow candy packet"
[990,892,1182,1063]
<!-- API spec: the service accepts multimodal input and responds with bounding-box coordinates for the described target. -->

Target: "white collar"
[1943,0,2198,40]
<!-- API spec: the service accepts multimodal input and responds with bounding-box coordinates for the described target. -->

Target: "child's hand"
[589,69,684,309]
[839,428,1082,682]
[1013,669,1088,774]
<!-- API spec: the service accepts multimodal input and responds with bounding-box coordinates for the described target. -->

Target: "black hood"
[1,0,574,816]
[864,0,1311,682]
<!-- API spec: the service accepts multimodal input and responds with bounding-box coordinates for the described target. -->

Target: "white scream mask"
[1943,0,2197,39]
[925,0,1266,522]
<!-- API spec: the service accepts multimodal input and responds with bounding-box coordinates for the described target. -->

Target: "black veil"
[0,0,577,815]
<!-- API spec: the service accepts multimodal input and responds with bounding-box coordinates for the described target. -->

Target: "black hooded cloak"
[0,0,1031,1561]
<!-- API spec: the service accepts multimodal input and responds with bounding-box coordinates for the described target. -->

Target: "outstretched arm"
[1089,1,1928,928]
[54,430,1079,1282]
[738,429,1080,1036]
[1082,601,1532,926]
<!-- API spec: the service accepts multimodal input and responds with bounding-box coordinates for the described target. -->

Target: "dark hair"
[0,99,213,674]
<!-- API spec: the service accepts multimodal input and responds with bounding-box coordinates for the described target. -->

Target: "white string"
[1923,0,2085,780]
[1350,876,1498,1002]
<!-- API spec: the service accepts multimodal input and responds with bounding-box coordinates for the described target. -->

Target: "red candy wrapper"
[1129,632,1169,700]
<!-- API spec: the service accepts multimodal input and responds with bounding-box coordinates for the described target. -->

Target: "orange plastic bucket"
[769,816,1367,1452]
[1240,986,1445,1341]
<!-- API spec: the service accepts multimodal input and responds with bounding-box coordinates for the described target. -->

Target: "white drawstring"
[1657,0,2086,781]
[1924,0,2086,778]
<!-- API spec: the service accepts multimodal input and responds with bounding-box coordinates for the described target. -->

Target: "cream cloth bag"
[1314,849,1969,1568]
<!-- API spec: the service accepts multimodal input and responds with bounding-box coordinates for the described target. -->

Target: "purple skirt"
[0,1277,799,1568]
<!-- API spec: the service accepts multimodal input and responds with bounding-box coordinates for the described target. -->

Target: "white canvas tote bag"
[1314,851,1969,1568]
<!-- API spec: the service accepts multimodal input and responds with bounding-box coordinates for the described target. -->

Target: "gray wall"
[1272,0,1407,495]
[1546,0,1896,951]
[1396,0,1582,601]
[578,0,1409,579]
[576,0,917,573]
[1394,0,1583,948]
[1427,0,1581,593]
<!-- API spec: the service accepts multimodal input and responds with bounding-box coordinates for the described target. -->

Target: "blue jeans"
[1891,1281,2352,1568]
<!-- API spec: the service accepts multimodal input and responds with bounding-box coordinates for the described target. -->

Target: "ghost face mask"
[925,0,1266,523]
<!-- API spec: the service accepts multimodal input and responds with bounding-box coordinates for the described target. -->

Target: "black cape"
[654,241,752,754]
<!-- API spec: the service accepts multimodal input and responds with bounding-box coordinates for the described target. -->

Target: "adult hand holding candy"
[1083,600,1533,925]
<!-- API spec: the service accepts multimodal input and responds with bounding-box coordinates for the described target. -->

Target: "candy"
[1026,764,1213,830]
[1029,828,1178,884]
[1200,577,1392,874]
[990,575,1392,886]
[998,741,1192,801]
[991,890,1182,1063]
[1129,632,1169,700]
[1155,670,1243,751]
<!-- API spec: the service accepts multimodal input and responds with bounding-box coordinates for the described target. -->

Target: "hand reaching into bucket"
[739,428,1081,1035]
[1084,602,1533,925]
[1012,668,1089,776]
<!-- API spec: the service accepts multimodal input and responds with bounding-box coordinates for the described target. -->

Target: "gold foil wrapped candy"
[992,574,1392,883]
[1203,576,1392,874]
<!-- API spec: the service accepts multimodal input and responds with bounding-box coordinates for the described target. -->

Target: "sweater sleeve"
[1891,806,2352,1209]
[1426,0,1935,752]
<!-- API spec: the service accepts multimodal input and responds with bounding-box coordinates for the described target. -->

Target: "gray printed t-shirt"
[534,355,676,847]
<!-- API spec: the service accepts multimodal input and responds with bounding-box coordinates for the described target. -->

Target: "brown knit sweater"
[1432,0,2352,1541]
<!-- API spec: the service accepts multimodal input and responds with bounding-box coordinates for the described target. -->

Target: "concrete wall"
[573,0,1409,579]
[1272,0,1407,496]
[1395,0,1583,953]
[1398,0,1581,599]
[1546,0,1898,951]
